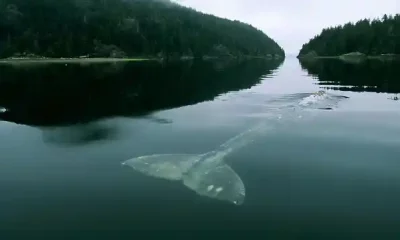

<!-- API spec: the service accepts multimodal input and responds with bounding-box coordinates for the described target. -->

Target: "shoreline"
[0,57,156,65]
[0,55,284,65]
[298,54,400,62]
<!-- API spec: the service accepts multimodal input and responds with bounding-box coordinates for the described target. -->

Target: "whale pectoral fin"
[183,163,246,205]
[122,154,200,181]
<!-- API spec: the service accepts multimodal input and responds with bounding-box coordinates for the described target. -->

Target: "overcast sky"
[175,0,399,54]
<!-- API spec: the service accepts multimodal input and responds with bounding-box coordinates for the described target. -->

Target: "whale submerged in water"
[123,91,349,205]
[122,123,270,205]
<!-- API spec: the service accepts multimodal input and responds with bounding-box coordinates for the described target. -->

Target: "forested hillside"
[298,14,400,57]
[0,0,285,59]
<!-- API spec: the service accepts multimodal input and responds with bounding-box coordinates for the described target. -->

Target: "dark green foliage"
[0,0,284,58]
[298,14,400,57]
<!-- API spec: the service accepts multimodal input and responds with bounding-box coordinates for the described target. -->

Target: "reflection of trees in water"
[41,114,173,146]
[42,121,118,146]
[0,59,283,126]
[300,59,400,93]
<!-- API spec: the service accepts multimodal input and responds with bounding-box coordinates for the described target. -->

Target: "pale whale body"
[122,91,349,205]
[122,123,270,205]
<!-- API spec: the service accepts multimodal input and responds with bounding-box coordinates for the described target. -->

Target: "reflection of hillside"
[300,59,400,93]
[41,121,118,146]
[0,59,283,126]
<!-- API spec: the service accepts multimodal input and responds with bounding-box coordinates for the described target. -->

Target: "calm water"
[1,58,400,239]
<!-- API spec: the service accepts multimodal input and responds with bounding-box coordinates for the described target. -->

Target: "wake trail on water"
[239,90,349,125]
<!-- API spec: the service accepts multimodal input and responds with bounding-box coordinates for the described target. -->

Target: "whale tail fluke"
[183,163,245,205]
[122,153,246,205]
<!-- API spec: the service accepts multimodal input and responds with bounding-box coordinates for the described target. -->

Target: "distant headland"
[298,14,399,63]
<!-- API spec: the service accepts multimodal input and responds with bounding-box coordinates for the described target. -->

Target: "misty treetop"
[0,0,285,58]
[298,14,400,57]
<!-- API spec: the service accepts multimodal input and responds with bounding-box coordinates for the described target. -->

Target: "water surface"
[1,58,400,239]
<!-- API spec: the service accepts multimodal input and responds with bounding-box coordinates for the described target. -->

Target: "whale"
[122,122,271,205]
[122,91,349,205]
